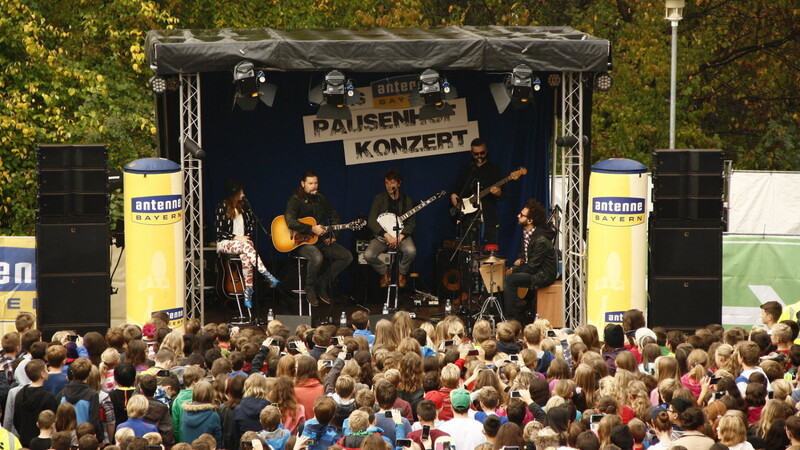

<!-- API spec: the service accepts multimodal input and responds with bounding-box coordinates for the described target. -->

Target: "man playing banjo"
[364,168,417,288]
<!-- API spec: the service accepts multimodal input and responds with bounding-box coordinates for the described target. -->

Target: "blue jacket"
[301,419,342,450]
[117,418,158,437]
[353,330,375,346]
[181,402,222,444]
[259,426,291,450]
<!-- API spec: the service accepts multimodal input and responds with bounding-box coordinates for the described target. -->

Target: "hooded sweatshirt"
[57,381,103,438]
[258,427,290,450]
[14,385,58,446]
[181,401,222,444]
[233,397,270,443]
[302,419,342,450]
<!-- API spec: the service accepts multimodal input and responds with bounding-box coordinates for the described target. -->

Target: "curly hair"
[397,352,423,393]
[268,376,299,420]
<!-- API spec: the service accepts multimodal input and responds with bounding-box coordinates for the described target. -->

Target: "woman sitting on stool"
[215,178,278,307]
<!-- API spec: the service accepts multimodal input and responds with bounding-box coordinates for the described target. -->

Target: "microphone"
[390,186,397,192]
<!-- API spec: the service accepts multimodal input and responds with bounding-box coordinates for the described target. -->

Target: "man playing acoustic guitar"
[285,171,354,306]
[364,168,417,288]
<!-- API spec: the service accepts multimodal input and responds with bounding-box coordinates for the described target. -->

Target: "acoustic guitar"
[271,216,366,252]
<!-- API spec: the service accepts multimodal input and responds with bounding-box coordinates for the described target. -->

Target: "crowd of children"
[1,301,799,450]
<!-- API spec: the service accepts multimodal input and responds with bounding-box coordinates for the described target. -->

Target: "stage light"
[149,76,167,94]
[233,61,259,110]
[490,64,541,114]
[547,73,562,87]
[555,135,589,147]
[232,61,278,110]
[184,138,206,160]
[309,70,362,120]
[594,72,614,92]
[409,69,457,120]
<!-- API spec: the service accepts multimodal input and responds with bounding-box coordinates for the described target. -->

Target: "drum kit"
[442,243,507,327]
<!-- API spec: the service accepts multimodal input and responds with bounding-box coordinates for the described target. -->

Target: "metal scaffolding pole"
[179,73,204,323]
[560,72,586,328]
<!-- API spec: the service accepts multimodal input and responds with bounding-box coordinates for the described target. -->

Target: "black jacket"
[215,200,256,241]
[285,192,341,239]
[14,385,58,446]
[367,191,416,237]
[516,225,558,289]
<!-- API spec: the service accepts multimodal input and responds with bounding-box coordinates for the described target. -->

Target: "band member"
[285,171,354,306]
[364,169,417,288]
[215,179,279,307]
[449,138,504,245]
[503,199,558,322]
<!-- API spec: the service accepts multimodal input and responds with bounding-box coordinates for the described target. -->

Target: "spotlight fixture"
[309,70,363,120]
[594,72,614,92]
[148,76,167,94]
[232,61,278,110]
[555,135,589,147]
[409,69,458,120]
[183,138,206,160]
[489,64,541,113]
[547,73,562,87]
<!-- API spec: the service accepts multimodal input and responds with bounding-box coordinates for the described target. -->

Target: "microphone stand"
[448,180,484,331]
[247,199,272,328]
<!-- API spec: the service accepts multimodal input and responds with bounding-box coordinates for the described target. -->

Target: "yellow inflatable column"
[586,158,648,329]
[123,158,185,329]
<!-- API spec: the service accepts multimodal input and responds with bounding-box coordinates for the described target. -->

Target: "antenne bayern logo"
[131,195,183,225]
[592,197,645,227]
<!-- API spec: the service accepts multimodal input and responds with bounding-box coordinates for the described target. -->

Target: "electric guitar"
[271,215,366,252]
[449,167,527,218]
[377,190,446,237]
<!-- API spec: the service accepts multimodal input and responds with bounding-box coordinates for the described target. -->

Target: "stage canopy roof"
[145,25,611,75]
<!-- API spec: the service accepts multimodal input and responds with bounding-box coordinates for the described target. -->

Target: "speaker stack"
[648,149,724,329]
[36,145,111,338]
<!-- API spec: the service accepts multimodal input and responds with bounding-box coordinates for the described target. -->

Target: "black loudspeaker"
[36,145,110,336]
[650,227,722,278]
[647,277,721,328]
[648,222,723,328]
[37,145,108,224]
[652,149,723,224]
[368,314,393,332]
[275,314,313,332]
[654,149,723,173]
[653,197,723,222]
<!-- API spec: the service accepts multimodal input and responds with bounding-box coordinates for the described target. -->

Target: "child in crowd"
[29,410,56,450]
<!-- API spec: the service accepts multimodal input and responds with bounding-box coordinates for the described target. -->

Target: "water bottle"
[267,309,274,322]
[340,311,347,327]
[382,303,389,315]
[445,299,452,315]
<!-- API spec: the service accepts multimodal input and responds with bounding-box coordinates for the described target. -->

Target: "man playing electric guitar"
[449,138,504,245]
[285,171,354,306]
[365,169,417,288]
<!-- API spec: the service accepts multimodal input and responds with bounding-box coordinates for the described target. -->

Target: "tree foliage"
[1,0,798,235]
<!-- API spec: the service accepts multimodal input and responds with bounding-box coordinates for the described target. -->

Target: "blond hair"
[244,373,270,399]
[125,394,149,418]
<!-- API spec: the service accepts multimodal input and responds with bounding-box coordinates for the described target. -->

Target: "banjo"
[377,190,446,237]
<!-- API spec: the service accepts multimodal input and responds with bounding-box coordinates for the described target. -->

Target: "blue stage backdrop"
[200,70,552,296]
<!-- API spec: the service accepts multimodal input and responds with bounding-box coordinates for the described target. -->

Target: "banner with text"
[342,120,479,165]
[722,234,800,330]
[303,78,477,166]
[0,236,36,335]
[303,97,469,144]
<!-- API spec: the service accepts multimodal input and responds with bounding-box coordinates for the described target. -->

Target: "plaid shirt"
[0,355,15,386]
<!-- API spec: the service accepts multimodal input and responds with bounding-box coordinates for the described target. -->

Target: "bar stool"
[215,253,253,325]
[384,250,400,312]
[291,255,311,316]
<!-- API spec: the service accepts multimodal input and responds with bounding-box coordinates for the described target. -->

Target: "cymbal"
[457,244,481,252]
[479,255,506,264]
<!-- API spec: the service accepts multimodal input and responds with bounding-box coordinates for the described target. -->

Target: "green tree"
[0,0,177,235]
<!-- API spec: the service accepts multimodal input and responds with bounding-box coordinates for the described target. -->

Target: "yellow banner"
[586,160,648,329]
[124,159,185,329]
[0,236,37,335]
